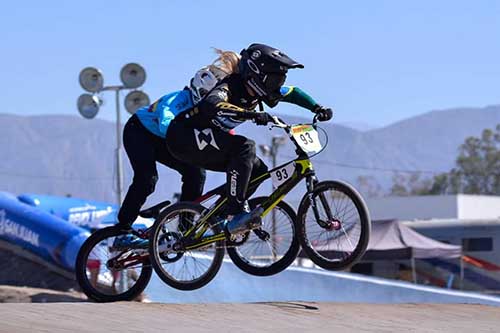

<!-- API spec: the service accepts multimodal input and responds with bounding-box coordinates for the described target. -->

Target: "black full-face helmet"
[239,43,304,107]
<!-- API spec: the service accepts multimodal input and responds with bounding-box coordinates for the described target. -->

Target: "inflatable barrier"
[18,194,117,230]
[0,192,153,274]
[18,193,153,231]
[0,192,90,271]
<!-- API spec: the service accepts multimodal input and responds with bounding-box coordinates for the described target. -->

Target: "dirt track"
[1,302,499,332]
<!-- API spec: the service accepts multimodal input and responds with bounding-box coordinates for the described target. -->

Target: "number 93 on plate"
[291,125,322,153]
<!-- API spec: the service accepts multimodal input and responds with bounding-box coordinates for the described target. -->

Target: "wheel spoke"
[77,228,151,301]
[226,197,299,276]
[150,205,224,290]
[300,182,370,270]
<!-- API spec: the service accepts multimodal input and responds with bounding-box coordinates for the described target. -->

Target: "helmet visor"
[264,73,286,92]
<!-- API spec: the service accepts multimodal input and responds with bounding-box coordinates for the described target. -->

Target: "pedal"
[247,216,262,230]
[248,207,264,230]
[224,224,249,246]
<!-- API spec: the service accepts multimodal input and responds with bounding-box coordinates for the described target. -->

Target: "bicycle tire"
[227,197,300,276]
[149,202,225,291]
[297,180,371,271]
[75,226,152,302]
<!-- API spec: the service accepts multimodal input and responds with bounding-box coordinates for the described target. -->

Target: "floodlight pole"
[101,85,127,294]
[78,64,148,295]
[115,89,124,205]
[102,85,126,205]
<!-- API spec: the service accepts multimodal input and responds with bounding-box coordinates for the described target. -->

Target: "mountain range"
[1,105,499,208]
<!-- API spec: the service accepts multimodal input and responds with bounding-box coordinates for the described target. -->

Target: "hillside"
[1,105,499,206]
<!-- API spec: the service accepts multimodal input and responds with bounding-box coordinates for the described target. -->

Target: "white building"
[366,194,500,221]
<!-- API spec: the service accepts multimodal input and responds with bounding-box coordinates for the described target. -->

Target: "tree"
[452,125,500,194]
[389,172,433,196]
[356,175,382,198]
[390,124,500,196]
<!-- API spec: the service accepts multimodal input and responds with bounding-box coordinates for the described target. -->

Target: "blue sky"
[2,0,499,127]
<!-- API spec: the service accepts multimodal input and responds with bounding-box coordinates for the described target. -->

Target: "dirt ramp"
[0,285,85,303]
[1,302,499,332]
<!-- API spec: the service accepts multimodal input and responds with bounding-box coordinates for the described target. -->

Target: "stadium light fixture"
[77,64,150,205]
[125,90,150,115]
[120,63,146,89]
[79,67,104,93]
[77,93,102,119]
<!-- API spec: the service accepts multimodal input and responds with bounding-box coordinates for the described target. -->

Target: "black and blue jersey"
[176,73,318,132]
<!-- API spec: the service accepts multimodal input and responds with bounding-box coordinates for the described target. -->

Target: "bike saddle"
[139,200,171,219]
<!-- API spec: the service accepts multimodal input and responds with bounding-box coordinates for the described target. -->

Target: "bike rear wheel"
[226,197,299,276]
[149,202,225,291]
[297,180,371,270]
[75,227,152,302]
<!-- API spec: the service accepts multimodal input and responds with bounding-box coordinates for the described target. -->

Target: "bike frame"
[178,120,334,251]
[111,118,335,269]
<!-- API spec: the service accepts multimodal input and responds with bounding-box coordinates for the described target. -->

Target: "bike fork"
[306,176,335,228]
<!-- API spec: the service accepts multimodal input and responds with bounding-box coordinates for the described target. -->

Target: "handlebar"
[269,116,289,129]
[265,112,329,158]
[268,113,320,131]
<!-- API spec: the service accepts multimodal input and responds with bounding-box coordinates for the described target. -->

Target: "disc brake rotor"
[158,231,184,262]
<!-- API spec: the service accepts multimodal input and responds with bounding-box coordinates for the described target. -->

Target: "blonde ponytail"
[210,48,240,75]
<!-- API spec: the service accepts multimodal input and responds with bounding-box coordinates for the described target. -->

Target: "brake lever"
[269,115,288,129]
[312,114,319,129]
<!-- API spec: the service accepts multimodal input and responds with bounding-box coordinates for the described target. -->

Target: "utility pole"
[259,135,286,259]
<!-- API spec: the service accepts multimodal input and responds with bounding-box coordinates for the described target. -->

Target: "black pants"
[117,115,206,226]
[166,120,268,215]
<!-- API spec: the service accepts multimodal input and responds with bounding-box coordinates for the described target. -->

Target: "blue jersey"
[135,90,193,138]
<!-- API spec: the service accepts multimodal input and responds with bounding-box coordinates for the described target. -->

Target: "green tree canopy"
[390,124,500,196]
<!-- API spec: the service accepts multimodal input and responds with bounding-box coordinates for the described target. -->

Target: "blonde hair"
[210,48,240,75]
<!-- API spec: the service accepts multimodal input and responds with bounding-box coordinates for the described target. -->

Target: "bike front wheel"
[297,180,371,271]
[75,226,152,302]
[226,197,300,276]
[149,202,225,291]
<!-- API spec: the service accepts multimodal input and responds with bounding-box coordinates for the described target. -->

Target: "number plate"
[271,162,295,188]
[291,125,322,153]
